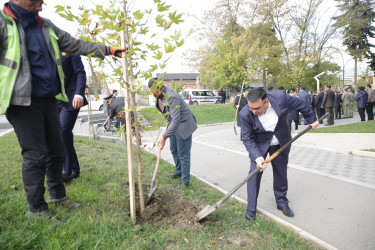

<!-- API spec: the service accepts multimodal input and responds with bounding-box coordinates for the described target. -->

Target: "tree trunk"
[122,1,136,225]
[354,56,358,91]
[263,69,267,89]
[88,57,99,98]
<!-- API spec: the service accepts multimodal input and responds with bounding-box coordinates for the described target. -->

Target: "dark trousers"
[6,98,66,212]
[246,145,289,212]
[358,108,366,121]
[335,106,341,119]
[325,107,334,125]
[316,108,325,124]
[59,105,80,174]
[366,102,374,120]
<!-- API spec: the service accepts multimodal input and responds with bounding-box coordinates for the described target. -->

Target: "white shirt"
[257,102,279,146]
[255,103,279,165]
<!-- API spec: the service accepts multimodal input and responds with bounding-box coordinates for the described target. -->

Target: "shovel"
[146,146,162,205]
[196,113,329,221]
[233,83,245,135]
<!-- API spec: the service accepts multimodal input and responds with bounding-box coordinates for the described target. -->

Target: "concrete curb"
[351,150,375,158]
[0,128,14,137]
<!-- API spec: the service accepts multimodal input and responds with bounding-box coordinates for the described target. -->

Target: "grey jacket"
[156,86,197,139]
[0,5,108,107]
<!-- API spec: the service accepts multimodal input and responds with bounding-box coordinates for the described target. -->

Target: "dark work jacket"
[354,90,368,108]
[239,90,316,161]
[58,54,88,111]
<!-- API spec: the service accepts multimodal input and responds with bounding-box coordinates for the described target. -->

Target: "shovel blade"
[195,205,217,221]
[146,185,157,205]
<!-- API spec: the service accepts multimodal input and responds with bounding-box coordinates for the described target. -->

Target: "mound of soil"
[123,182,202,228]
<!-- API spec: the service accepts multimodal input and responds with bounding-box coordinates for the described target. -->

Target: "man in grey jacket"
[148,79,197,187]
[1,0,124,221]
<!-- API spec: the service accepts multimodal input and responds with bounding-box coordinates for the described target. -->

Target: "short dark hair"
[247,88,267,103]
[112,89,118,94]
[367,84,372,88]
[148,77,158,88]
[359,86,365,91]
[279,86,285,90]
[326,85,331,88]
[268,86,274,91]
[301,87,306,91]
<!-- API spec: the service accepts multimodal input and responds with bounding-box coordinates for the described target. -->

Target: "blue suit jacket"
[59,54,88,111]
[239,90,316,161]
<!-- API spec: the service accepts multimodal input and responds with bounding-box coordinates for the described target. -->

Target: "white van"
[182,89,222,105]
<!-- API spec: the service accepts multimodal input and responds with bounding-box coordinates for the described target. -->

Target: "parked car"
[80,95,104,111]
[182,89,223,105]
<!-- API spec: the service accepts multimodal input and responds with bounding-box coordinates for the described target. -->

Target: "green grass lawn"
[0,133,319,249]
[310,120,375,133]
[142,104,236,129]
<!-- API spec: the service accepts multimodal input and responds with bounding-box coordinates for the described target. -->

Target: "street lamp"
[314,72,325,90]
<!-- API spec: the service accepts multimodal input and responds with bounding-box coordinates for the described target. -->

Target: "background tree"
[333,0,375,90]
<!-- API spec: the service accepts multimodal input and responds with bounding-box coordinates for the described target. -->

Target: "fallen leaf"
[133,235,139,239]
[184,238,189,243]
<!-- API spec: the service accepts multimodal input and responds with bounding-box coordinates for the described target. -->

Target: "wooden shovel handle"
[150,146,162,187]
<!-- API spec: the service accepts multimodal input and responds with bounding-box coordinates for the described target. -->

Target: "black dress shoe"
[62,172,73,182]
[277,206,294,217]
[165,172,181,179]
[174,181,190,187]
[71,172,80,179]
[245,210,256,220]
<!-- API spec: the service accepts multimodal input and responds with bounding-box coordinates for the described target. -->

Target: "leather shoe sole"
[245,210,256,220]
[165,172,181,179]
[277,206,294,217]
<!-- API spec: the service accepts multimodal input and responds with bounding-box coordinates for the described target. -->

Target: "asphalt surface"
[1,112,374,250]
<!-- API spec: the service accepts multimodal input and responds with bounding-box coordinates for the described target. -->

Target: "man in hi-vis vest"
[0,0,125,221]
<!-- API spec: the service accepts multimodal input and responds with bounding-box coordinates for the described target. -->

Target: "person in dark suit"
[297,87,310,125]
[334,91,342,119]
[239,88,319,221]
[315,88,325,124]
[58,54,88,182]
[286,88,299,132]
[321,85,335,126]
[354,86,368,122]
[218,89,226,104]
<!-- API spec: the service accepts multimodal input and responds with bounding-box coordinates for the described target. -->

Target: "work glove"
[110,47,126,57]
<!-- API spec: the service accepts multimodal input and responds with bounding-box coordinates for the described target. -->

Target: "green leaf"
[55,5,65,13]
[176,39,184,47]
[133,10,144,20]
[164,21,173,30]
[157,2,171,12]
[174,105,181,109]
[155,14,165,27]
[164,43,176,53]
[150,64,158,72]
[168,11,183,24]
[140,27,149,35]
[170,30,182,41]
[152,50,163,60]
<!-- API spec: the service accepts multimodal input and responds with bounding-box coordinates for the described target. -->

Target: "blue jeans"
[169,132,192,184]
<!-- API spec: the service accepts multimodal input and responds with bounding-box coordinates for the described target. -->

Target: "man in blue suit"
[58,54,88,182]
[239,88,319,220]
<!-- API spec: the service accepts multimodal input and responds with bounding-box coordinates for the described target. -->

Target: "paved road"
[2,112,375,249]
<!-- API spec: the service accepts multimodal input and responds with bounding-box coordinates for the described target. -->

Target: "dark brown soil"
[123,182,202,228]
